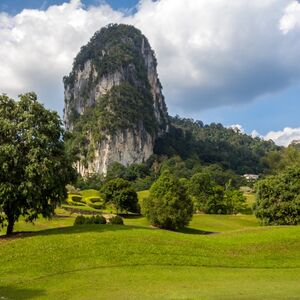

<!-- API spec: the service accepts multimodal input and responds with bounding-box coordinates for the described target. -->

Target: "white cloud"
[264,127,300,146]
[251,130,263,139]
[229,124,245,134]
[1,0,300,115]
[279,1,300,33]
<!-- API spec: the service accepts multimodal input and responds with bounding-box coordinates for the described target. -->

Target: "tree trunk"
[6,216,15,236]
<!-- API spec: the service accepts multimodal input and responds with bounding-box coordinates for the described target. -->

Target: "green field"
[0,209,299,300]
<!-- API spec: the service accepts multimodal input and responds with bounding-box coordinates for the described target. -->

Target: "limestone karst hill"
[64,24,168,175]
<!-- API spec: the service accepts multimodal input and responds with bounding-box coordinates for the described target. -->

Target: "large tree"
[0,93,76,235]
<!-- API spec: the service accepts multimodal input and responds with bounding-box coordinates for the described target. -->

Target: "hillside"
[154,116,280,174]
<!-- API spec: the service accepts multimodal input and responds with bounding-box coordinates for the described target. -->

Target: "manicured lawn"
[0,212,299,299]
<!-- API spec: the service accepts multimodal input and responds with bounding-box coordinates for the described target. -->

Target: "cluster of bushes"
[74,215,124,226]
[188,173,246,214]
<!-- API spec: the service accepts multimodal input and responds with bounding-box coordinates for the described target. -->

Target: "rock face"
[63,24,168,175]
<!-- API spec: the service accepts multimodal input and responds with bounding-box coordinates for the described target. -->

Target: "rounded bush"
[74,215,86,225]
[109,215,124,225]
[142,171,193,230]
[73,214,106,225]
[93,215,107,224]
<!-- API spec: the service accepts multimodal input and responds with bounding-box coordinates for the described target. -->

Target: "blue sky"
[0,0,139,14]
[1,0,300,145]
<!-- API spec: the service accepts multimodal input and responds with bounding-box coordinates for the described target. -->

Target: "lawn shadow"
[0,285,46,299]
[178,227,216,235]
[0,223,153,240]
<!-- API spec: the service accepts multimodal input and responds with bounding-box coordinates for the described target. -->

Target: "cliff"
[63,24,168,175]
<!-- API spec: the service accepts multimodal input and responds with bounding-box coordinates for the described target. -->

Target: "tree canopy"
[0,93,76,235]
[101,178,140,213]
[254,167,300,225]
[142,171,193,230]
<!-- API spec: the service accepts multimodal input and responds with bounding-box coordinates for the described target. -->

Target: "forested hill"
[154,116,280,174]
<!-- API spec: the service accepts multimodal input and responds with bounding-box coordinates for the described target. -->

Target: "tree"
[0,93,76,235]
[188,172,214,211]
[188,173,246,214]
[142,171,193,230]
[205,186,227,214]
[101,178,139,213]
[254,167,300,225]
[224,187,246,214]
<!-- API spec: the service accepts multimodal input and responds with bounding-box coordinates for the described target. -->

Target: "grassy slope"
[0,212,299,300]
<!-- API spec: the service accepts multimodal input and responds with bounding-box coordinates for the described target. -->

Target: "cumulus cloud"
[229,124,245,134]
[264,127,300,147]
[1,0,300,114]
[280,1,300,33]
[228,124,300,147]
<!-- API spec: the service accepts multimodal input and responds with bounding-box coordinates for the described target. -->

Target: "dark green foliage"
[74,215,86,225]
[0,93,76,235]
[109,215,124,225]
[87,197,102,203]
[154,116,279,174]
[92,215,107,224]
[71,196,84,203]
[263,145,300,174]
[142,171,194,230]
[75,174,104,190]
[87,202,103,209]
[188,172,246,214]
[101,178,140,213]
[205,186,227,214]
[254,167,300,225]
[73,215,106,225]
[106,162,153,191]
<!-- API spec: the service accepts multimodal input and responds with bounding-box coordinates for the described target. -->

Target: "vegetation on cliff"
[64,24,165,164]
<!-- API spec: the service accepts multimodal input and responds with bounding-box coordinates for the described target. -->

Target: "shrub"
[73,214,106,225]
[101,178,140,213]
[142,171,193,230]
[74,215,86,225]
[93,215,107,224]
[109,215,124,225]
[254,167,300,225]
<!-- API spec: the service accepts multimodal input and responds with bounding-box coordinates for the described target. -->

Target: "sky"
[1,0,300,146]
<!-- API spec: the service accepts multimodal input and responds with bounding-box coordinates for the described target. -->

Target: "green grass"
[0,211,299,299]
[80,189,101,199]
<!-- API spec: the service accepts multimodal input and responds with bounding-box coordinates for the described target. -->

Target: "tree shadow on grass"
[0,224,151,240]
[178,227,216,235]
[0,285,46,299]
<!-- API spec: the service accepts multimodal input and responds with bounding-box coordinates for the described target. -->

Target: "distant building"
[243,174,259,181]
